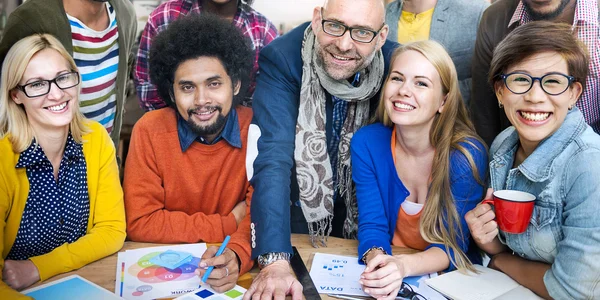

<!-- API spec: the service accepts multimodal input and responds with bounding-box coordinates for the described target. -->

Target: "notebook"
[425,265,543,300]
[22,275,122,300]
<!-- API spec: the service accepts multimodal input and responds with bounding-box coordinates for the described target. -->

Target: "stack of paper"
[115,243,207,299]
[425,265,543,300]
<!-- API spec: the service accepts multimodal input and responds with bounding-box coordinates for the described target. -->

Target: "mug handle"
[481,199,494,206]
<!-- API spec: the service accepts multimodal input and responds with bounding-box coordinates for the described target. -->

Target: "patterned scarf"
[295,26,384,247]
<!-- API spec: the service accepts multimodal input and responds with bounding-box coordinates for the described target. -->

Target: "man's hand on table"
[196,247,239,293]
[2,259,40,291]
[243,260,302,300]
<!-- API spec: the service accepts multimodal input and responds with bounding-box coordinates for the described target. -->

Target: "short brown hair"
[489,21,589,91]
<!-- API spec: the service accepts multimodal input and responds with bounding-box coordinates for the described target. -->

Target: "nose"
[46,81,64,100]
[193,87,211,106]
[335,30,354,52]
[397,80,411,97]
[523,79,546,103]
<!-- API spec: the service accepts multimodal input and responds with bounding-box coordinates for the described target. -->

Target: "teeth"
[520,111,550,121]
[196,108,216,115]
[332,54,351,61]
[394,102,415,110]
[47,102,67,112]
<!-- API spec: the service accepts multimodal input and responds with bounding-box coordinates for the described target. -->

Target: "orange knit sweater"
[123,107,254,274]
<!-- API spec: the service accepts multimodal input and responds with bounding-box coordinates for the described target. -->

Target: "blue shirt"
[350,123,487,270]
[7,135,90,260]
[489,107,600,299]
[176,108,242,152]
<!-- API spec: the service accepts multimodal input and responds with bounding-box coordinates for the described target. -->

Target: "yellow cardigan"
[0,121,126,299]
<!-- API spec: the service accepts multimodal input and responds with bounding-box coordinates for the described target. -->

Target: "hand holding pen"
[196,236,239,293]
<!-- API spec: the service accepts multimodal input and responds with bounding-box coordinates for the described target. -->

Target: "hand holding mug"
[466,188,499,245]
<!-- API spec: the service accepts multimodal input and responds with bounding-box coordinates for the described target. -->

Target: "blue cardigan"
[351,123,487,269]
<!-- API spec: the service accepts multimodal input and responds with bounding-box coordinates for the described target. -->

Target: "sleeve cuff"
[227,242,254,275]
[358,238,392,265]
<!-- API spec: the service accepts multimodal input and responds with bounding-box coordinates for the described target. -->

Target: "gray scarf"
[295,26,384,247]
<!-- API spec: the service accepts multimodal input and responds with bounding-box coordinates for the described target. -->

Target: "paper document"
[309,253,444,299]
[174,285,247,300]
[425,264,543,300]
[23,275,121,300]
[115,243,207,300]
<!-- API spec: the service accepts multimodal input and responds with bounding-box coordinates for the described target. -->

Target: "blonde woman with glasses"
[0,34,125,298]
[351,40,487,300]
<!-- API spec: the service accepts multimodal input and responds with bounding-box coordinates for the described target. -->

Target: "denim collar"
[491,107,587,182]
[176,108,241,152]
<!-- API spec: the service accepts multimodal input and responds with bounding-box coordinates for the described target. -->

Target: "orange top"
[390,127,430,250]
[123,107,254,274]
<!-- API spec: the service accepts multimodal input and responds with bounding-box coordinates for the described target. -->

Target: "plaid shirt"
[509,0,600,133]
[134,0,278,111]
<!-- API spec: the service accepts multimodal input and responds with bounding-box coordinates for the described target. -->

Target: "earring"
[498,102,504,108]
[568,104,574,110]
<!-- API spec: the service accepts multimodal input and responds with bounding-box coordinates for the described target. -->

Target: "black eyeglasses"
[499,72,575,96]
[16,71,80,98]
[397,282,426,300]
[320,8,384,43]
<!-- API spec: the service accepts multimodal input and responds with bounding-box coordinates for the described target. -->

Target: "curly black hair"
[149,13,254,107]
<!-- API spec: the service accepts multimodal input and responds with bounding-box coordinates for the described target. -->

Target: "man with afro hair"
[134,0,277,110]
[123,13,255,293]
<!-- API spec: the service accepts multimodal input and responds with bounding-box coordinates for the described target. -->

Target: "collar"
[176,108,242,152]
[197,1,247,23]
[491,107,587,182]
[16,134,83,168]
[509,0,597,28]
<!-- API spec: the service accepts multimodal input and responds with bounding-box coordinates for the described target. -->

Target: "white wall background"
[252,0,323,33]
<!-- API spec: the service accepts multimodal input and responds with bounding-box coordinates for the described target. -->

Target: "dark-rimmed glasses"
[499,72,575,96]
[16,71,80,98]
[320,8,384,43]
[397,282,426,300]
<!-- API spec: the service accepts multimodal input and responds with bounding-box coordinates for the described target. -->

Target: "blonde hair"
[0,34,89,153]
[375,40,486,272]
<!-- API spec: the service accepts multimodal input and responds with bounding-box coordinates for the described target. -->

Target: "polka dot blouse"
[7,135,90,260]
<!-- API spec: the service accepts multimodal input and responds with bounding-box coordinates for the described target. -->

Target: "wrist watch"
[257,252,292,269]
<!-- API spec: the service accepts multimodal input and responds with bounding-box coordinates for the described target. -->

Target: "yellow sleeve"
[29,122,126,280]
[0,157,33,299]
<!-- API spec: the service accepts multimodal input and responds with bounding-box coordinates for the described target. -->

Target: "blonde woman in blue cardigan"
[351,41,487,300]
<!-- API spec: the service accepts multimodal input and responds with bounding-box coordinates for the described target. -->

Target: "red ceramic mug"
[482,190,536,234]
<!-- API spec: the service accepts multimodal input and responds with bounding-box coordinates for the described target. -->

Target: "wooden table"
[29,234,415,299]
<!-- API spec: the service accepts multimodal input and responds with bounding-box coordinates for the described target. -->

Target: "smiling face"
[383,50,446,131]
[10,48,78,133]
[311,0,388,81]
[173,56,240,142]
[495,51,582,151]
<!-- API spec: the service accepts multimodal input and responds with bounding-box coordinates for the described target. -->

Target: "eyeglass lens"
[23,72,79,97]
[504,73,571,95]
[322,20,376,43]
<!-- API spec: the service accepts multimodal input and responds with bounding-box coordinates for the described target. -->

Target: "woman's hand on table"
[360,253,407,300]
[196,247,239,293]
[2,259,40,291]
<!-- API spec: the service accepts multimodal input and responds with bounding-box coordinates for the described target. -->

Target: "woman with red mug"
[466,22,600,299]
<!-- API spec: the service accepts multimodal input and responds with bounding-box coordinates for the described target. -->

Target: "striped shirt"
[134,0,278,111]
[509,0,600,134]
[68,2,119,133]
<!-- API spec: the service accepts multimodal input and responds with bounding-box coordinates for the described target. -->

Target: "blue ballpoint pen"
[201,235,231,283]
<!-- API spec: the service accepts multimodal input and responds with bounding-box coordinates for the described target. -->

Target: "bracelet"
[361,246,385,264]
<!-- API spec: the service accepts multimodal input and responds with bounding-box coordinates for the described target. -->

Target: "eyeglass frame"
[397,282,426,300]
[16,71,80,98]
[319,8,385,43]
[499,72,576,96]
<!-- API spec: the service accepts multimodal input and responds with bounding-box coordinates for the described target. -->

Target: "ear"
[493,81,504,100]
[311,6,322,33]
[438,94,447,113]
[376,24,389,49]
[10,89,23,105]
[233,80,241,95]
[569,81,583,105]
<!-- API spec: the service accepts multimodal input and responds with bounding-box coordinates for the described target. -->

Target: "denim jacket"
[489,107,600,299]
